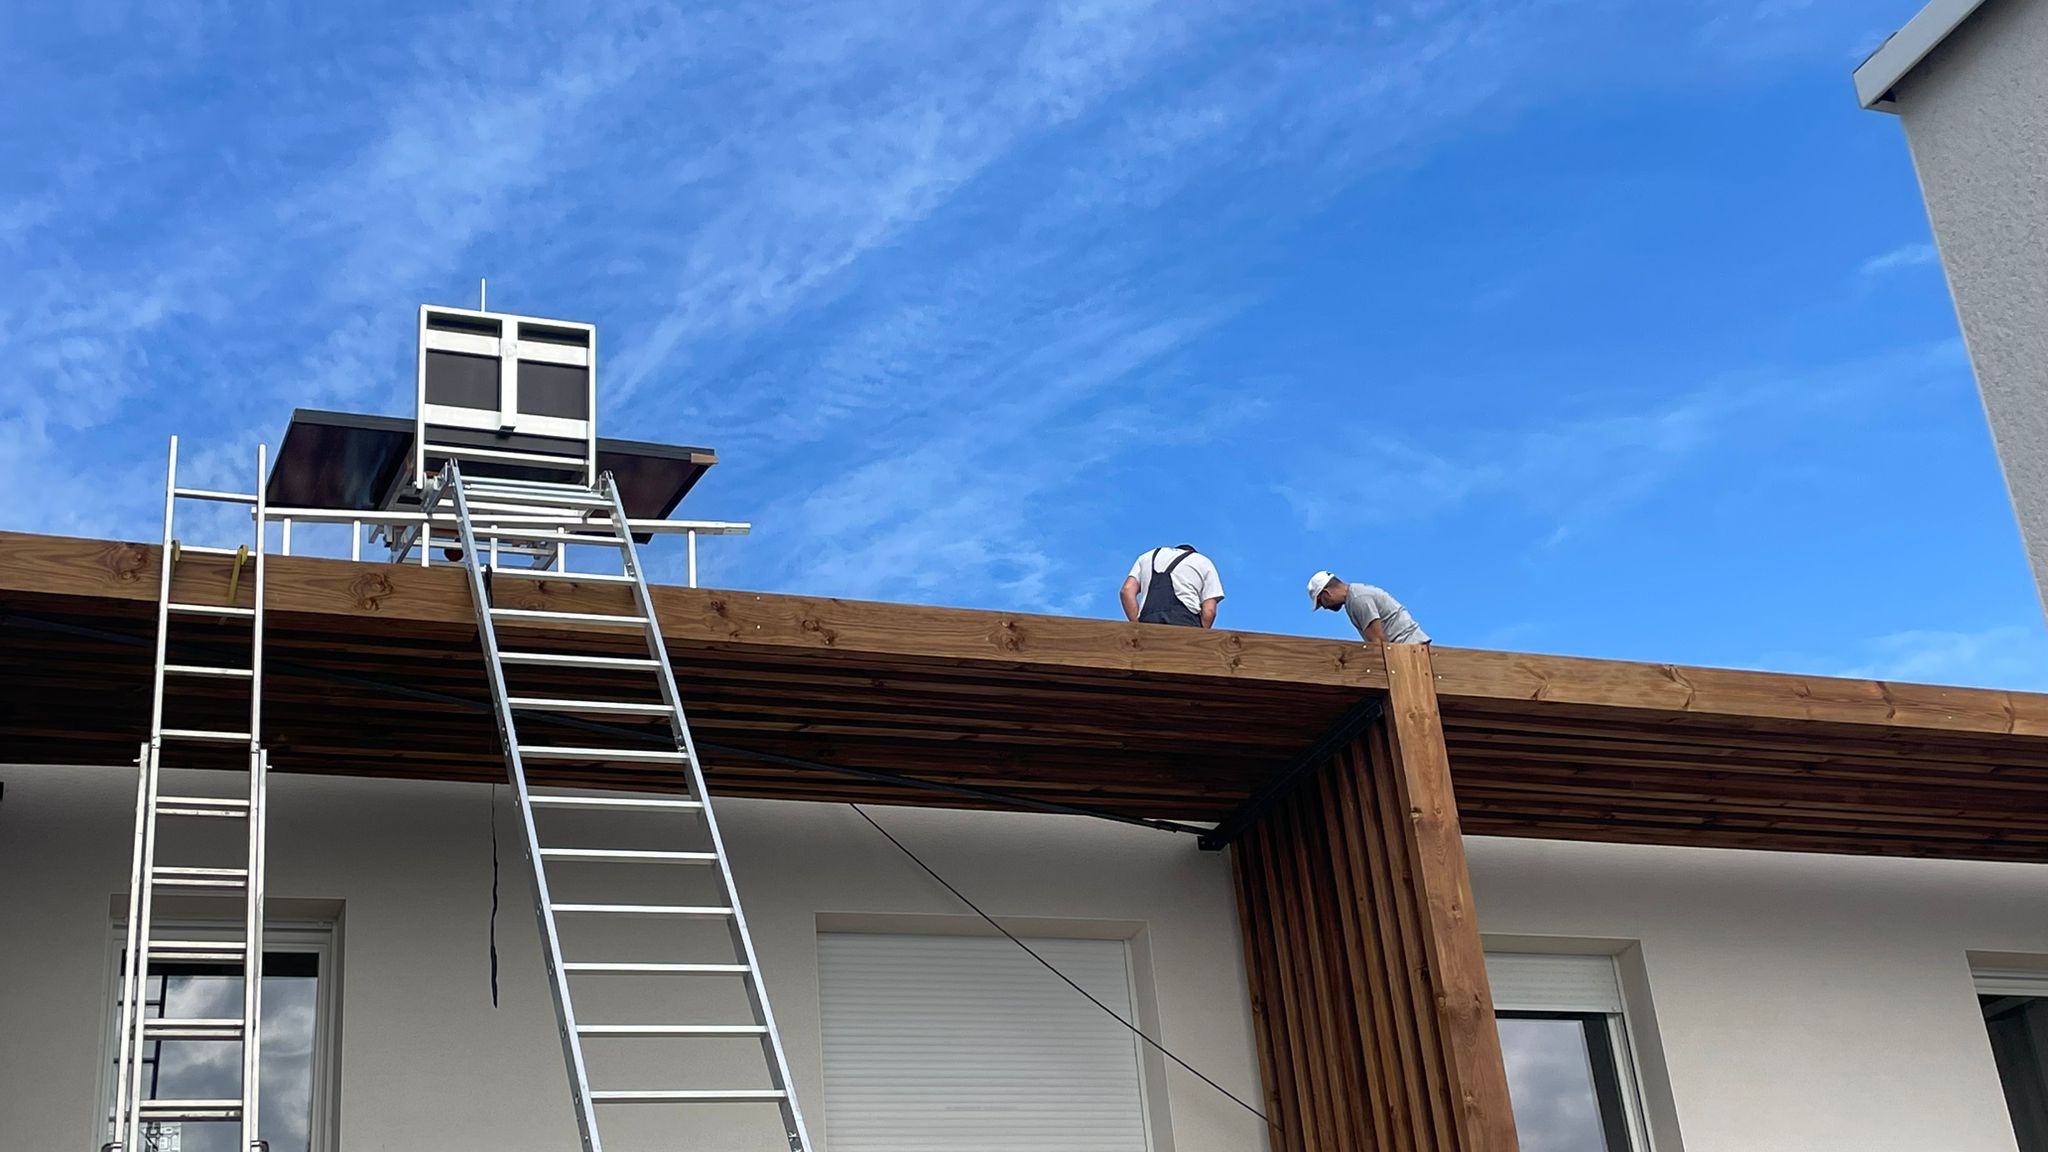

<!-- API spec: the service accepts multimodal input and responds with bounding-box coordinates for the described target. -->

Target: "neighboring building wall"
[1470,835,2048,1152]
[0,765,1267,1152]
[1890,0,2048,616]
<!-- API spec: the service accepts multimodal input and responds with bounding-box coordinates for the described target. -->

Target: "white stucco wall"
[5,764,2046,1152]
[0,764,1266,1152]
[1470,835,2048,1152]
[1891,0,2048,616]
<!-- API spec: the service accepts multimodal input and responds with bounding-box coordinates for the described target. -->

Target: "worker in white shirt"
[1122,544,1225,628]
[1306,570,1429,644]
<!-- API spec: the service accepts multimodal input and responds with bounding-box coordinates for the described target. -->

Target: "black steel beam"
[1198,693,1386,851]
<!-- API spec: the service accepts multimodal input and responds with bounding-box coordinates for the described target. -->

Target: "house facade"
[5,761,2047,1150]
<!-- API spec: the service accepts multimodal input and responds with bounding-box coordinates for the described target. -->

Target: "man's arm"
[1120,576,1142,623]
[1362,617,1386,644]
[1200,597,1220,629]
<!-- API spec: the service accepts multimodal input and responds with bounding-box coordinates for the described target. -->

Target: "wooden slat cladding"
[1234,647,1517,1152]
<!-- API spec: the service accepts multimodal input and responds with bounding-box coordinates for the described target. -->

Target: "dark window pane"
[116,952,320,1152]
[1497,1013,1627,1152]
[424,349,500,411]
[1983,995,2048,1152]
[516,361,588,419]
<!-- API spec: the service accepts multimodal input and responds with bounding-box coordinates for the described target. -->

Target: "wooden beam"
[1232,646,1518,1152]
[1432,645,2048,738]
[0,531,1389,689]
[1383,643,1517,1152]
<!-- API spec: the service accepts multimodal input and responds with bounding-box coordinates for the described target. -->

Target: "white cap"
[1307,570,1336,608]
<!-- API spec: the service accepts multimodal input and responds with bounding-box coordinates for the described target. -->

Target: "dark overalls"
[1137,548,1203,627]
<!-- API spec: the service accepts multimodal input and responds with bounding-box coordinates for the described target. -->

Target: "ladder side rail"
[449,464,605,1152]
[106,742,153,1152]
[121,743,168,1152]
[148,436,178,740]
[241,442,270,1151]
[123,435,181,1152]
[601,474,815,1152]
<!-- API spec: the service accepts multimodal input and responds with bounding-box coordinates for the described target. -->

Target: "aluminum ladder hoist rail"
[109,435,273,1152]
[435,461,813,1152]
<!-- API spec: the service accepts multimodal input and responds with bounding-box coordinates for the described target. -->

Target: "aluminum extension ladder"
[428,461,812,1152]
[109,436,272,1152]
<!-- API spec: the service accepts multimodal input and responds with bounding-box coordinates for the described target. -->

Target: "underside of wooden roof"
[6,530,2048,861]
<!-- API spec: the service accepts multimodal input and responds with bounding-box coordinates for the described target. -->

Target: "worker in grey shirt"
[1306,570,1429,644]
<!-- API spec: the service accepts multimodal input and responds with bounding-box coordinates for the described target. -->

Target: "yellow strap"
[226,544,249,604]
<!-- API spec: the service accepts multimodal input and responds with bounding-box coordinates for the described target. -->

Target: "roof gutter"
[1853,0,1992,112]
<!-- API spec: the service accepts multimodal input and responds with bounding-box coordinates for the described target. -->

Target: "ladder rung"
[472,530,625,548]
[152,866,249,890]
[144,1017,245,1040]
[161,728,252,743]
[137,1099,243,1120]
[527,794,702,811]
[490,607,648,629]
[174,544,243,557]
[500,652,660,671]
[590,1089,787,1104]
[164,664,254,679]
[157,796,250,818]
[466,491,613,509]
[490,568,636,585]
[539,848,718,864]
[448,511,617,528]
[168,602,256,618]
[428,535,561,557]
[562,962,751,975]
[577,1024,768,1037]
[550,903,733,918]
[146,941,247,963]
[510,697,672,717]
[461,476,597,492]
[172,487,258,505]
[520,746,687,764]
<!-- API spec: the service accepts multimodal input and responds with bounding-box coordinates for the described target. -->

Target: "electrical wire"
[847,803,1277,1134]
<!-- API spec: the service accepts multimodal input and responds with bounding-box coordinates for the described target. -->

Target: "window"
[816,932,1155,1151]
[103,922,338,1152]
[1489,952,1652,1152]
[1978,968,2048,1152]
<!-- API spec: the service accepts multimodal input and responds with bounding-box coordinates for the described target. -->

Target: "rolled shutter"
[1486,952,1625,1014]
[818,933,1152,1152]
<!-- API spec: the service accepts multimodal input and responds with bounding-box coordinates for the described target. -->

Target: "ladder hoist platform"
[109,302,806,1152]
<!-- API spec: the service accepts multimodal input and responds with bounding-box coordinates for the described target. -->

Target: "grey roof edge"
[1854,0,1993,112]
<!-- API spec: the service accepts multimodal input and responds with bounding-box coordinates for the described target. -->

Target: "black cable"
[489,782,500,1008]
[846,803,1277,1133]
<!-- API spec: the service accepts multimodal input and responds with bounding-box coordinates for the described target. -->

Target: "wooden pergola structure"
[8,529,2048,1152]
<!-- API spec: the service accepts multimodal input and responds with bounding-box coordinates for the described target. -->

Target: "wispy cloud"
[1272,341,1969,546]
[1859,241,1939,279]
[1784,625,2048,692]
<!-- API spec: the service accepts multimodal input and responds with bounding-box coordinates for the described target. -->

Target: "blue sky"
[5,0,2045,689]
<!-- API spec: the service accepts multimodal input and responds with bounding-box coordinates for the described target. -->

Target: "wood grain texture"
[1233,684,1518,1152]
[9,530,2048,860]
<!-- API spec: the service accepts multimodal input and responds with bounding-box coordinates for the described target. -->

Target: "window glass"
[1498,1012,1632,1152]
[112,952,321,1152]
[1982,994,2048,1152]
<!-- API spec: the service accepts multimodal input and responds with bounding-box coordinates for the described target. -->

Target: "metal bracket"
[226,544,250,604]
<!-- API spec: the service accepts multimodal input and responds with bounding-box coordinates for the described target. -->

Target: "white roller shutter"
[1486,952,1625,1014]
[817,932,1152,1152]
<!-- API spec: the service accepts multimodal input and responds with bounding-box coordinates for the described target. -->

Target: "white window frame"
[96,917,342,1152]
[1488,951,1656,1152]
[414,304,598,486]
